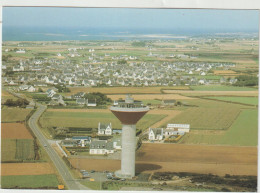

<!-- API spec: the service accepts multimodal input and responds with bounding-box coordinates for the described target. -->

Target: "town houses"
[2,53,236,87]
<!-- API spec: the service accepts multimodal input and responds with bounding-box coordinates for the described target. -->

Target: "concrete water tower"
[110,94,149,178]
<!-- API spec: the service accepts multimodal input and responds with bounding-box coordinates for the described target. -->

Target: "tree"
[38,88,43,92]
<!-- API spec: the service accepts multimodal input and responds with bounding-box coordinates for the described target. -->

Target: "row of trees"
[84,92,112,105]
[234,75,258,87]
[4,98,30,108]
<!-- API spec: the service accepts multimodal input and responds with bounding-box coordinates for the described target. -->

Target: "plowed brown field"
[69,144,257,176]
[1,163,55,176]
[1,123,33,139]
[163,90,258,96]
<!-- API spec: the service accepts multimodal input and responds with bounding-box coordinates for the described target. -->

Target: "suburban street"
[28,104,89,190]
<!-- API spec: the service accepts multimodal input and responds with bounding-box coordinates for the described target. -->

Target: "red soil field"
[1,163,55,176]
[1,123,33,139]
[69,144,257,176]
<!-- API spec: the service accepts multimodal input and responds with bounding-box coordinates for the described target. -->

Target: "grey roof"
[90,140,114,150]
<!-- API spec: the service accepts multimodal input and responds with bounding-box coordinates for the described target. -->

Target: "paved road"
[28,104,89,190]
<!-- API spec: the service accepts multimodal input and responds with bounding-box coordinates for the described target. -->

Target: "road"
[28,103,89,190]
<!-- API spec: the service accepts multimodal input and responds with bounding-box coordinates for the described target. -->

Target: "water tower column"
[121,124,136,177]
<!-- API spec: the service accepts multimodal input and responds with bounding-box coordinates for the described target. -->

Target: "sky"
[3,7,259,32]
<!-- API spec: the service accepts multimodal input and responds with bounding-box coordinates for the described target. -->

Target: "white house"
[46,89,56,98]
[87,99,97,107]
[89,140,114,155]
[19,85,29,91]
[148,128,164,141]
[98,123,112,135]
[27,86,36,92]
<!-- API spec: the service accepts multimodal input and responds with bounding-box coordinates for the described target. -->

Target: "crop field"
[1,123,33,139]
[67,86,190,95]
[1,163,55,176]
[107,94,194,101]
[39,111,166,130]
[69,143,257,176]
[213,70,237,75]
[1,108,32,122]
[1,174,59,189]
[180,109,258,146]
[1,139,35,161]
[163,90,258,97]
[190,85,258,91]
[205,96,258,106]
[169,106,240,130]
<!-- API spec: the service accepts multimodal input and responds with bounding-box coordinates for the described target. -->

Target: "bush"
[4,98,29,108]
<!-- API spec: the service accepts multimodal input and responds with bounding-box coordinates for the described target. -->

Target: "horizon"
[2,7,259,41]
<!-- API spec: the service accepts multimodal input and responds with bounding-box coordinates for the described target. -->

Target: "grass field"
[1,174,59,189]
[80,181,101,190]
[107,94,194,100]
[67,86,190,95]
[1,108,32,122]
[206,96,258,106]
[1,139,35,161]
[168,106,240,130]
[190,85,257,91]
[180,109,258,146]
[39,111,166,130]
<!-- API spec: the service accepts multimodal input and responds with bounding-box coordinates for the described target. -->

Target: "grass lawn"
[39,111,166,131]
[190,85,258,91]
[80,181,102,190]
[1,108,32,122]
[180,109,258,146]
[142,99,161,105]
[1,174,59,189]
[206,96,258,106]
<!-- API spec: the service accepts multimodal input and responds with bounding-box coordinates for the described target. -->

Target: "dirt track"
[1,163,55,176]
[69,144,257,176]
[1,123,33,139]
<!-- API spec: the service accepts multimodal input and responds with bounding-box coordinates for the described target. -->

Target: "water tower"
[110,95,149,178]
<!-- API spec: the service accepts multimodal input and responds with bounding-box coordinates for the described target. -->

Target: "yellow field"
[107,94,194,100]
[214,70,237,75]
[1,163,55,176]
[67,86,190,95]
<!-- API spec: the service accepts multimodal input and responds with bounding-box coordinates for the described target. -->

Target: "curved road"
[28,104,89,190]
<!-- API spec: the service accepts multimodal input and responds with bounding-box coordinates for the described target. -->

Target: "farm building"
[166,123,190,134]
[87,99,97,107]
[161,99,176,106]
[71,136,91,147]
[61,140,77,147]
[89,140,114,155]
[148,128,164,141]
[98,122,112,135]
[76,98,86,105]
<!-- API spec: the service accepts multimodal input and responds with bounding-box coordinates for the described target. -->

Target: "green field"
[39,111,166,130]
[1,174,59,189]
[170,106,240,130]
[1,139,35,162]
[206,96,258,106]
[1,108,32,122]
[190,85,258,91]
[180,109,258,146]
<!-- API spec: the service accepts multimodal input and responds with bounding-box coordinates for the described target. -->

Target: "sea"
[2,26,258,41]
